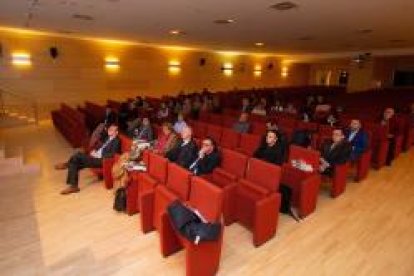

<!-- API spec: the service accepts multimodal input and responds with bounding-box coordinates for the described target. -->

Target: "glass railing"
[0,87,38,125]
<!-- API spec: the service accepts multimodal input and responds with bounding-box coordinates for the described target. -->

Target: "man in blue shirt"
[345,119,369,161]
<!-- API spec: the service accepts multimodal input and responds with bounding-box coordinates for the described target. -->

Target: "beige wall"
[0,30,310,119]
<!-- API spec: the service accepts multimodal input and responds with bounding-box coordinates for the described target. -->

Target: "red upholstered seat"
[203,148,248,225]
[159,176,224,276]
[236,133,261,156]
[206,124,223,143]
[220,128,240,150]
[135,152,168,219]
[235,158,282,246]
[140,162,191,233]
[192,121,208,139]
[281,145,321,218]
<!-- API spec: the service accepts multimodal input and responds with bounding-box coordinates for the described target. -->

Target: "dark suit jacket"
[253,141,286,165]
[320,140,352,167]
[166,139,198,169]
[345,129,369,160]
[101,136,122,159]
[194,150,221,175]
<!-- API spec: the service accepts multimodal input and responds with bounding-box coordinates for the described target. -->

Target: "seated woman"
[131,117,154,142]
[153,122,179,156]
[156,102,170,121]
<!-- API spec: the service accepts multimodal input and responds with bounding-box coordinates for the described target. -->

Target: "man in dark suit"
[189,137,221,175]
[55,124,121,194]
[319,128,352,175]
[166,126,198,169]
[345,119,369,161]
[380,107,399,166]
[254,129,286,165]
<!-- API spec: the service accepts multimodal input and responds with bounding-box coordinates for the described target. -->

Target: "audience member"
[345,119,369,161]
[55,124,121,194]
[153,123,179,156]
[157,102,169,121]
[173,113,188,134]
[189,137,221,175]
[104,106,117,126]
[232,112,251,134]
[131,117,154,142]
[253,130,286,165]
[166,126,198,169]
[319,128,352,175]
[380,107,399,166]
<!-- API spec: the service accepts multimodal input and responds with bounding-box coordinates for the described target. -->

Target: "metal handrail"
[0,87,39,124]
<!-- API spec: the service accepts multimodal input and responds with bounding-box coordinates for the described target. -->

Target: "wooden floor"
[1,122,414,276]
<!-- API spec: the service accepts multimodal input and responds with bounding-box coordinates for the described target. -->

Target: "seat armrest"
[238,179,269,196]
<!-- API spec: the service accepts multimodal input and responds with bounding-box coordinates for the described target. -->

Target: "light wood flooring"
[1,122,414,276]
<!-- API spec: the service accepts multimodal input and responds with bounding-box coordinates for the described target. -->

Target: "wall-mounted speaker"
[199,58,206,66]
[49,47,59,59]
[267,62,274,70]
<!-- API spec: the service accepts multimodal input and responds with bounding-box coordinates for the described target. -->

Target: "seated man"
[253,129,286,165]
[380,107,398,166]
[232,112,251,134]
[55,124,121,195]
[189,137,221,175]
[166,126,198,169]
[345,119,369,161]
[319,128,352,175]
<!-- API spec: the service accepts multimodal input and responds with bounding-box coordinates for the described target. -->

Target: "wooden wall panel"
[0,30,310,119]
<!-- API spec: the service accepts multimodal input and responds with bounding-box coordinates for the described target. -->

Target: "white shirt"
[91,137,114,159]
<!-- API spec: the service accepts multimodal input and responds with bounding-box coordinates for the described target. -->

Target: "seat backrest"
[148,152,168,183]
[193,121,208,138]
[239,133,262,156]
[166,163,192,200]
[208,114,223,125]
[206,124,223,143]
[245,158,281,192]
[222,115,237,128]
[288,145,320,172]
[199,112,209,122]
[221,148,248,178]
[119,134,132,153]
[220,128,240,149]
[189,176,223,222]
[250,121,267,135]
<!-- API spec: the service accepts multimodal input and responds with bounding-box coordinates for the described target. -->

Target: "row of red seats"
[51,104,88,148]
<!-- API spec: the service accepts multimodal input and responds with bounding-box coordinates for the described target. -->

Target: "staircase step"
[0,156,23,167]
[0,163,40,177]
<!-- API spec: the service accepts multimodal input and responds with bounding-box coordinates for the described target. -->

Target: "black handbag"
[167,201,221,244]
[113,187,127,212]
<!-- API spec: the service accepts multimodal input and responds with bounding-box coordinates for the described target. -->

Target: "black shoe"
[289,207,301,222]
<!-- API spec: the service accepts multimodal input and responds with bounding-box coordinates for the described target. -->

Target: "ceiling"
[0,0,413,56]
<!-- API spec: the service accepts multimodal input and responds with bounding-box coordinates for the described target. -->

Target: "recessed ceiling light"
[255,42,264,47]
[72,14,94,21]
[298,36,314,41]
[169,29,186,35]
[270,2,298,11]
[357,29,373,34]
[389,39,406,43]
[214,19,236,24]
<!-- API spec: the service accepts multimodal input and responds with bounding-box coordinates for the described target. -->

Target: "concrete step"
[0,163,40,177]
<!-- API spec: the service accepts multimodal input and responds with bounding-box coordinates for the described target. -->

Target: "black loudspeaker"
[49,47,59,59]
[199,58,206,66]
[267,62,274,70]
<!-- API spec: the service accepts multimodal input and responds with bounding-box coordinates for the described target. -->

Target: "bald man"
[166,126,198,169]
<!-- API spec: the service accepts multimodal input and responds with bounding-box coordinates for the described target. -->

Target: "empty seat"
[203,148,248,225]
[206,124,223,143]
[220,128,240,150]
[140,162,192,233]
[159,176,224,276]
[235,158,282,246]
[236,133,262,156]
[281,145,321,218]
